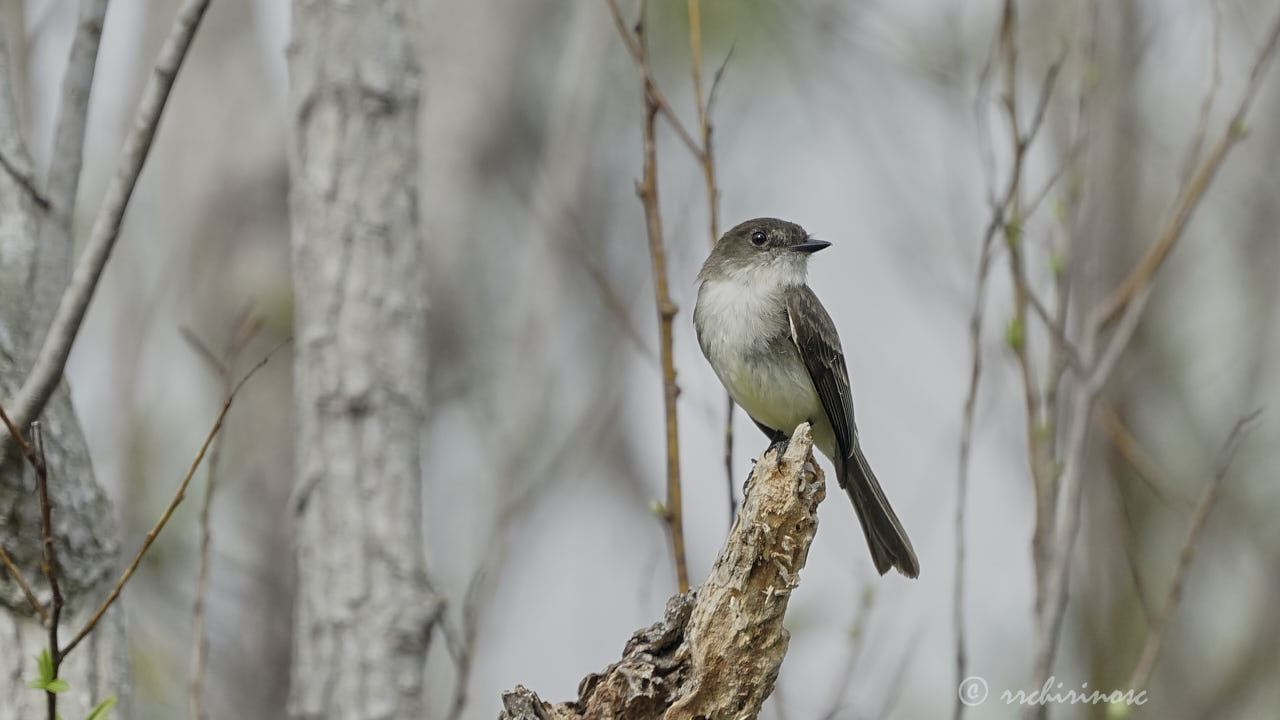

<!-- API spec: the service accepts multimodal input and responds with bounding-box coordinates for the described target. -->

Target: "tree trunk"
[0,10,126,718]
[286,1,440,718]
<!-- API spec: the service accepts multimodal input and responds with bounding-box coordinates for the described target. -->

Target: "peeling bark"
[500,423,825,720]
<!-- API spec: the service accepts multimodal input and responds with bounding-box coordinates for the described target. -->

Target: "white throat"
[695,257,806,350]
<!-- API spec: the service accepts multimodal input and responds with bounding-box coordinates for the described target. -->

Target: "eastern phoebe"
[694,217,919,578]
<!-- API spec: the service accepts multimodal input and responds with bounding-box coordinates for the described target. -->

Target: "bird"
[692,217,918,578]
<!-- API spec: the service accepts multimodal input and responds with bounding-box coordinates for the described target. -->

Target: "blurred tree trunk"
[286,1,440,718]
[0,8,126,719]
[1073,0,1152,696]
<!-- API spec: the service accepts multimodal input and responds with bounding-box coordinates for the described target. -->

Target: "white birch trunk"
[286,1,439,717]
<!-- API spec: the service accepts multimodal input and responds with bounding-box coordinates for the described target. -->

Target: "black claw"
[762,430,783,453]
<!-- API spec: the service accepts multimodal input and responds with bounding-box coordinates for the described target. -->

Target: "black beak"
[791,238,831,254]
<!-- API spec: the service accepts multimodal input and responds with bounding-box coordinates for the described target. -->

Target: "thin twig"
[1094,11,1280,328]
[686,0,724,250]
[42,0,108,226]
[1024,284,1085,376]
[974,28,998,208]
[0,403,58,632]
[0,545,48,624]
[687,0,708,169]
[1178,0,1222,190]
[608,0,690,593]
[994,0,1066,610]
[1025,285,1146,720]
[954,20,1058,706]
[184,317,260,720]
[1109,465,1155,625]
[1021,58,1062,152]
[1100,402,1195,513]
[60,338,289,658]
[444,568,485,720]
[985,2,1275,712]
[1022,134,1085,221]
[820,586,876,720]
[1040,0,1095,464]
[448,403,602,720]
[561,222,656,361]
[684,0,737,528]
[0,403,53,633]
[1027,12,1280,680]
[31,0,111,341]
[952,162,1001,720]
[953,38,1029,700]
[0,148,50,210]
[0,0,212,467]
[1126,410,1262,692]
[604,0,702,159]
[179,327,227,377]
[33,424,63,720]
[0,400,36,465]
[722,394,736,527]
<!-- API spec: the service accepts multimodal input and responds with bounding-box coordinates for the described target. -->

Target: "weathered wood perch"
[500,422,825,720]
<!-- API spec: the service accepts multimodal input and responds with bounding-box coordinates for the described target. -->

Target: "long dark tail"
[838,444,919,578]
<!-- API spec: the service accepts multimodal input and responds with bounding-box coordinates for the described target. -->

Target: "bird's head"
[698,217,831,287]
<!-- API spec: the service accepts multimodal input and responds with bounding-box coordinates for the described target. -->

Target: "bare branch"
[1040,1,1097,460]
[604,0,702,159]
[1100,402,1196,513]
[1024,286,1149,717]
[41,0,108,226]
[185,317,262,720]
[0,397,37,468]
[952,139,1003,720]
[1025,5,1280,681]
[1022,134,1084,221]
[33,423,64,720]
[0,0,212,466]
[60,338,288,658]
[1126,410,1262,692]
[990,0,1066,619]
[0,544,48,624]
[179,326,227,378]
[31,0,111,342]
[1020,55,1062,151]
[608,0,690,593]
[443,568,485,720]
[561,226,656,361]
[821,586,877,720]
[1177,0,1222,189]
[1024,283,1084,376]
[0,147,50,210]
[1094,11,1280,328]
[684,0,738,529]
[1110,476,1156,625]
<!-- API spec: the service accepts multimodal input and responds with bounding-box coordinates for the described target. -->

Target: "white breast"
[695,275,779,358]
[695,271,823,443]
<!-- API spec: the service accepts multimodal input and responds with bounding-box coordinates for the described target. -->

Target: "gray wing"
[785,285,920,577]
[784,285,856,463]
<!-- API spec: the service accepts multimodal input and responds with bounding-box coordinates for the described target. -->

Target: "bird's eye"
[750,230,768,246]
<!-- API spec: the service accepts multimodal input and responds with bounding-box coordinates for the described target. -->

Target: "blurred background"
[9,0,1279,717]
